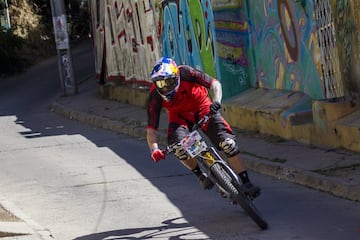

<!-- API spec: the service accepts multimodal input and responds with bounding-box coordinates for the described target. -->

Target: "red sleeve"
[178,65,213,88]
[146,84,163,130]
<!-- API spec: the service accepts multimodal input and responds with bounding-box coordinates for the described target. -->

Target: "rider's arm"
[179,65,222,102]
[146,85,163,152]
[147,127,159,151]
[210,79,222,103]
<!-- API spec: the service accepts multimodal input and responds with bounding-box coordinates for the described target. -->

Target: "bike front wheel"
[211,163,268,230]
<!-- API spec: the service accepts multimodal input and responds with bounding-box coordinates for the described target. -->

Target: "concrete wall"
[332,0,360,102]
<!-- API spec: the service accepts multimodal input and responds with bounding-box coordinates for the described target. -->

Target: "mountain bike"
[164,114,268,230]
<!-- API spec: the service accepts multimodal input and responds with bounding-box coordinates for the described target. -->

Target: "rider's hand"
[151,148,165,162]
[210,101,222,114]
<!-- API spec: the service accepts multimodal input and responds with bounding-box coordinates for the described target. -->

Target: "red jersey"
[147,65,216,130]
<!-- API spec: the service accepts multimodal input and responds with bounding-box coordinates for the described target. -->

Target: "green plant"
[0,28,24,75]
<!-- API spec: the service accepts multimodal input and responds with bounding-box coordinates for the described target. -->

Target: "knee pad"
[219,138,239,157]
[173,143,189,161]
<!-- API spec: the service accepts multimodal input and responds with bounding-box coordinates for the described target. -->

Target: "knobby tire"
[211,162,268,230]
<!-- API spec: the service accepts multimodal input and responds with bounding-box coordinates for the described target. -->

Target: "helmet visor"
[154,77,177,95]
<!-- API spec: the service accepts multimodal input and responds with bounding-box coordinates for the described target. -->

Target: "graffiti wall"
[246,0,326,100]
[89,0,160,85]
[89,0,349,101]
[159,0,249,99]
[212,0,250,99]
[88,0,251,99]
[161,1,219,76]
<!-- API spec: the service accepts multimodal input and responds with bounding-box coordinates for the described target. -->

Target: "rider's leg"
[168,124,214,190]
[218,137,250,182]
[223,144,261,198]
[179,157,197,170]
[227,154,246,175]
[227,153,250,183]
[207,114,260,197]
[175,155,213,190]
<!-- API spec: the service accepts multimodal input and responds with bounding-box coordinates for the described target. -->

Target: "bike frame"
[194,129,243,199]
[164,113,268,230]
[165,114,243,200]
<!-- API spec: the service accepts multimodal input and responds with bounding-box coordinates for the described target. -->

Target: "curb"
[241,156,360,202]
[0,201,54,240]
[50,102,360,202]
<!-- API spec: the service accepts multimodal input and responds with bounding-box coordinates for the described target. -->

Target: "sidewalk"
[0,201,53,240]
[50,78,360,202]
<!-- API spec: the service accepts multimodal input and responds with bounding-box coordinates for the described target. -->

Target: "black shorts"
[167,113,236,148]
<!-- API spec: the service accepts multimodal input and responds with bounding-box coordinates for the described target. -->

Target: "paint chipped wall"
[89,0,160,85]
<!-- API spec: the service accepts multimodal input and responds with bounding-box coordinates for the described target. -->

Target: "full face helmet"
[150,57,180,101]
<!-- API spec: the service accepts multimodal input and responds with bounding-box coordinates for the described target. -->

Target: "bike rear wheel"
[211,163,268,230]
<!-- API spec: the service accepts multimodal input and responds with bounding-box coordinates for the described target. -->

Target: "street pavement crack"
[66,173,192,188]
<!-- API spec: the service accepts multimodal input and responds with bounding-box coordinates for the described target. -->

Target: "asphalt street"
[0,39,359,240]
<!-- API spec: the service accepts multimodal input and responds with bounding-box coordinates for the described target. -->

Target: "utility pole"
[0,0,11,30]
[50,0,77,96]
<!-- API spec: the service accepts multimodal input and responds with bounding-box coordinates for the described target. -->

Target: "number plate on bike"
[180,130,208,158]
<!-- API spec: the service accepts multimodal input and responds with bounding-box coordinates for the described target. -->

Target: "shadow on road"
[0,39,272,240]
[73,217,207,240]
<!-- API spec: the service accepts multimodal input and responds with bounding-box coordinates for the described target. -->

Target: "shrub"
[0,28,24,75]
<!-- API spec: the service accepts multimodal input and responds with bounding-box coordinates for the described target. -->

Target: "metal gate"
[314,0,345,99]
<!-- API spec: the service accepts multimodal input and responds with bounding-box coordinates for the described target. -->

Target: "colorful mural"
[212,0,250,99]
[89,0,349,101]
[246,0,325,100]
[160,0,220,80]
[159,0,250,99]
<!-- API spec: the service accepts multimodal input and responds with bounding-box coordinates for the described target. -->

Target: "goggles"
[154,77,177,95]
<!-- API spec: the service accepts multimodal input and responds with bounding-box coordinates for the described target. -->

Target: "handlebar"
[163,112,214,155]
[192,114,211,131]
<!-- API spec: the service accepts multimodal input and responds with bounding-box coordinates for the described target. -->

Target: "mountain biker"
[146,57,260,198]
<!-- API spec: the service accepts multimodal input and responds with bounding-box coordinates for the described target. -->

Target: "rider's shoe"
[198,174,214,190]
[243,182,261,199]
